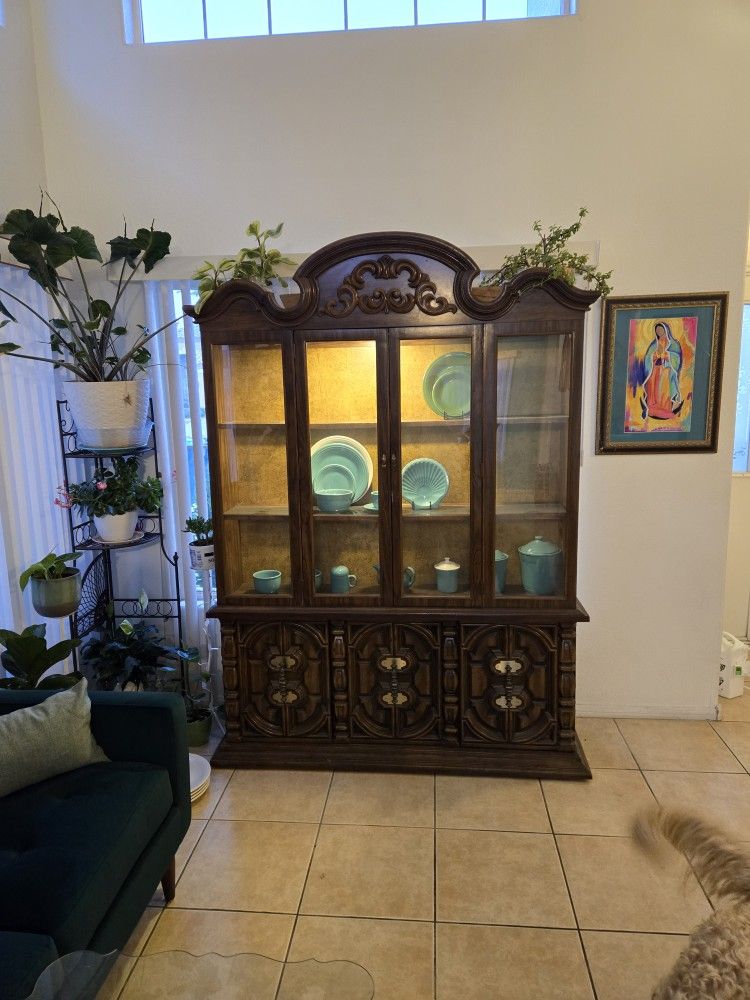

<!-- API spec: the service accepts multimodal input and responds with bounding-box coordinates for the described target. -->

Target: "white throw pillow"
[0,678,109,798]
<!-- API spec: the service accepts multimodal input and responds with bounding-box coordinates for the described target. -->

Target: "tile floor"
[103,686,750,999]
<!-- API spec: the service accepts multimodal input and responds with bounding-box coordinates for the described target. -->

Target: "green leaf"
[107,235,141,269]
[0,343,21,354]
[83,319,101,331]
[88,299,111,321]
[130,347,151,367]
[111,326,127,336]
[51,317,70,329]
[67,226,102,262]
[0,299,16,322]
[265,222,283,239]
[8,234,57,289]
[135,228,171,273]
[19,562,47,590]
[0,208,37,236]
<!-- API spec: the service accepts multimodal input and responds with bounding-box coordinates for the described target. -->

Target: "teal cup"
[494,549,509,594]
[253,569,281,594]
[370,490,379,510]
[331,565,357,593]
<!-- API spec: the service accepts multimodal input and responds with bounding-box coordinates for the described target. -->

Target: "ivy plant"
[19,552,80,591]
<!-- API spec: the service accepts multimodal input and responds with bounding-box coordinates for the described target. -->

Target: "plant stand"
[56,399,184,678]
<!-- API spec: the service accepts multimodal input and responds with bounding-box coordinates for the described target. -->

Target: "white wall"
[0,0,47,211]
[25,0,750,716]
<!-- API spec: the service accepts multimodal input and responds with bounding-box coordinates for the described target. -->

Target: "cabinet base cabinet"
[212,616,591,780]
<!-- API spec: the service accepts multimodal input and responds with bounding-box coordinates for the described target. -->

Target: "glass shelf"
[401,504,470,520]
[496,414,568,425]
[495,503,566,519]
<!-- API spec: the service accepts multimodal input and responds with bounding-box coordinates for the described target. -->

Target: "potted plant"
[184,514,214,570]
[0,624,80,689]
[19,551,82,618]
[81,619,198,692]
[192,220,294,312]
[60,456,163,544]
[0,196,175,449]
[481,207,613,297]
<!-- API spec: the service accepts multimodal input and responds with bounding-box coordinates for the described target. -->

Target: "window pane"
[733,304,750,472]
[417,0,481,25]
[347,0,414,30]
[141,0,205,42]
[486,0,528,19]
[271,0,344,34]
[206,0,269,38]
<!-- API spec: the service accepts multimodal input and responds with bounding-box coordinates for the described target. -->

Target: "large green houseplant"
[0,624,80,689]
[0,196,175,448]
[59,456,163,544]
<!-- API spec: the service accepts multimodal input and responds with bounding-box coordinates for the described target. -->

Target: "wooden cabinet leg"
[161,856,176,902]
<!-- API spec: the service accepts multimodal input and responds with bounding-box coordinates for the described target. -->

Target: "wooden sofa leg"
[161,857,176,902]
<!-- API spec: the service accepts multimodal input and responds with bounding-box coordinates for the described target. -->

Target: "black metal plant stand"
[56,400,184,679]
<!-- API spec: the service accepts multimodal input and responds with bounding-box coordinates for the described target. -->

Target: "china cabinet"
[186,232,599,778]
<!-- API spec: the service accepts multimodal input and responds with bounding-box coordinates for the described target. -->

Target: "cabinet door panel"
[236,621,331,739]
[460,624,557,745]
[346,622,440,741]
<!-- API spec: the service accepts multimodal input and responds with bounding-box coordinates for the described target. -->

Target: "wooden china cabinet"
[186,232,598,778]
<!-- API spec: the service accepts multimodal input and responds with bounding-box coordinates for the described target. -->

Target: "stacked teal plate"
[311,436,373,503]
[422,352,471,419]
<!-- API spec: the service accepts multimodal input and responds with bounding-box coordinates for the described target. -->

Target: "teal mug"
[373,564,416,591]
[253,569,281,594]
[494,549,509,594]
[370,490,379,510]
[331,565,357,594]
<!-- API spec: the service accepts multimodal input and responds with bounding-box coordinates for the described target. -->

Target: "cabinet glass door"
[491,331,573,601]
[303,333,387,604]
[211,339,297,602]
[395,330,480,603]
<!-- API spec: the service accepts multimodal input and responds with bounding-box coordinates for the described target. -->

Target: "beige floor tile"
[215,769,332,823]
[557,834,711,932]
[615,719,742,772]
[122,952,281,999]
[144,908,294,957]
[437,829,574,927]
[97,955,136,1000]
[301,824,433,920]
[710,721,750,770]
[542,769,655,836]
[582,930,688,1000]
[289,915,434,1000]
[177,818,318,912]
[190,768,233,819]
[644,769,750,842]
[436,775,550,832]
[576,718,637,769]
[122,907,162,956]
[175,819,207,878]
[323,771,434,827]
[717,688,750,721]
[436,923,593,1000]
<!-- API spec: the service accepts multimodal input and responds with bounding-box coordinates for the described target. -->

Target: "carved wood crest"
[319,255,458,318]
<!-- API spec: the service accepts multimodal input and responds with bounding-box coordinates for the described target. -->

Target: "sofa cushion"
[0,761,172,953]
[0,679,108,798]
[0,930,58,1000]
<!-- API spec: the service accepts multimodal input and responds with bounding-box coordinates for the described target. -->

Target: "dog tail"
[633,805,750,903]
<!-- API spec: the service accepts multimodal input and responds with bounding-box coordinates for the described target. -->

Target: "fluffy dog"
[633,806,750,999]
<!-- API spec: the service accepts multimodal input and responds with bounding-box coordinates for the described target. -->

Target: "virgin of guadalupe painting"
[597,294,727,453]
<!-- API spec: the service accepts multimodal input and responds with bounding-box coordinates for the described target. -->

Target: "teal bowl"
[253,569,281,594]
[315,489,353,512]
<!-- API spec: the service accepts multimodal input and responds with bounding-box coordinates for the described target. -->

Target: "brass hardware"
[381,453,387,468]
[491,658,523,675]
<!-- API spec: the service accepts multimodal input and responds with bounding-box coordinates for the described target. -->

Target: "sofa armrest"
[0,689,190,831]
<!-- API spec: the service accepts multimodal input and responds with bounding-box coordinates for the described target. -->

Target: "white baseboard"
[576,702,719,721]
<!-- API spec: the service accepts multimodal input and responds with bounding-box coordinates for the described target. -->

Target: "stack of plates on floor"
[189,753,211,802]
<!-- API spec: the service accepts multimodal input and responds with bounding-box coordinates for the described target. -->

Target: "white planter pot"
[189,542,215,571]
[66,379,151,450]
[94,511,139,544]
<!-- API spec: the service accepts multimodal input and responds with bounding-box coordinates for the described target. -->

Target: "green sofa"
[0,689,191,1000]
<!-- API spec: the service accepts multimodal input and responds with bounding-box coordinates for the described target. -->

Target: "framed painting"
[596,293,727,454]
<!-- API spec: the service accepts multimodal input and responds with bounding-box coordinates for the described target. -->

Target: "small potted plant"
[19,551,82,618]
[60,456,163,544]
[192,220,294,312]
[0,197,176,449]
[81,619,198,692]
[0,624,80,689]
[184,514,214,570]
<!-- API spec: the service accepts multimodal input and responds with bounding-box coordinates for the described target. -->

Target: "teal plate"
[402,457,449,509]
[422,352,471,419]
[310,436,373,504]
